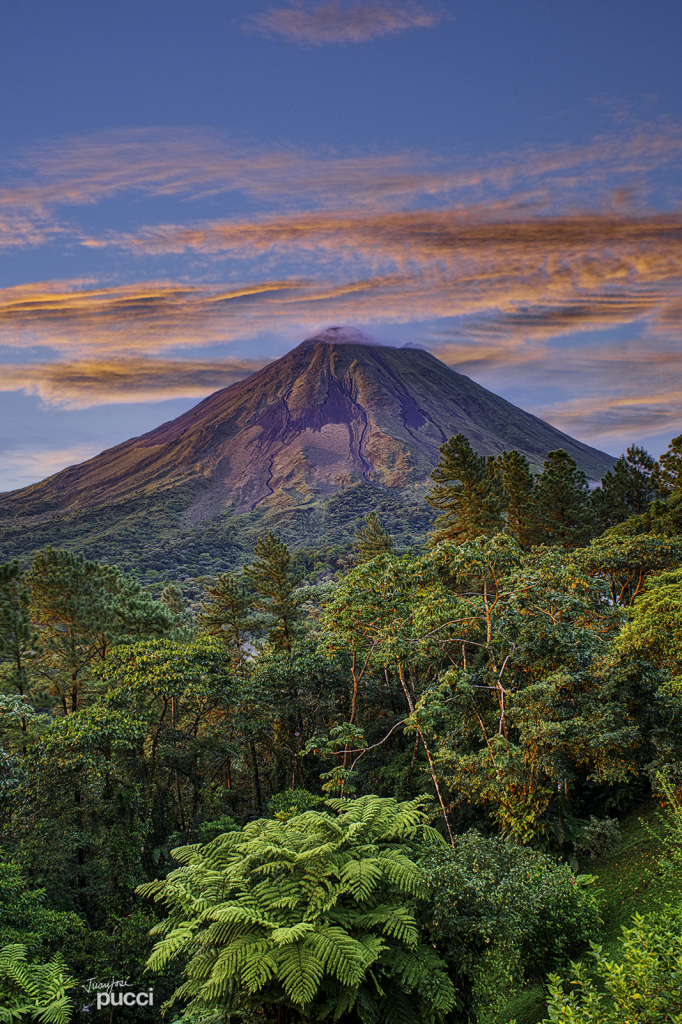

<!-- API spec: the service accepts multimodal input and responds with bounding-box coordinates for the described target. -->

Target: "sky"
[1,0,682,491]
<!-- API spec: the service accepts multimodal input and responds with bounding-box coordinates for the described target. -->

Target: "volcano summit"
[1,327,614,529]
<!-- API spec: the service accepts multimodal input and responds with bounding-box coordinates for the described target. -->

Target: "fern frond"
[274,941,325,1006]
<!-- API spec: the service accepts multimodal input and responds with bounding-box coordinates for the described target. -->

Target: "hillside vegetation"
[1,436,682,1023]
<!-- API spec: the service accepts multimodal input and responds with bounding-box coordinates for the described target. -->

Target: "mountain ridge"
[0,330,615,527]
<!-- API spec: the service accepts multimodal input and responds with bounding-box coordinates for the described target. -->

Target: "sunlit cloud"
[75,209,682,355]
[0,444,102,491]
[1,123,682,448]
[2,119,682,251]
[0,356,269,409]
[245,1,442,45]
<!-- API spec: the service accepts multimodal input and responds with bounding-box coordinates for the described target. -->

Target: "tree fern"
[0,944,75,1024]
[139,795,455,1023]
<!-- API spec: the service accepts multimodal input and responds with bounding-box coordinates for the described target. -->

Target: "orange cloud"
[0,356,270,408]
[245,1,442,45]
[1,119,682,253]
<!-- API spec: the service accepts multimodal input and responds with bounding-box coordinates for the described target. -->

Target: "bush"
[421,830,602,1023]
[542,910,682,1023]
[267,788,323,820]
[575,816,621,861]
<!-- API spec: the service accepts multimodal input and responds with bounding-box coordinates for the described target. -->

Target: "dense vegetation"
[2,437,682,1022]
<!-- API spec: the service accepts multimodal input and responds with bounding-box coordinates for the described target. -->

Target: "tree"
[653,432,682,496]
[0,562,40,736]
[534,450,594,548]
[592,445,658,528]
[140,796,455,1024]
[200,572,254,671]
[243,534,303,651]
[353,511,394,564]
[497,449,538,549]
[27,548,174,714]
[427,434,505,545]
[569,532,682,606]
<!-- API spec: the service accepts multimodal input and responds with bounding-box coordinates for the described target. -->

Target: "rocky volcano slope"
[0,326,615,527]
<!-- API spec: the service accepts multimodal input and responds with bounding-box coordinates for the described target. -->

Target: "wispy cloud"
[2,120,682,251]
[0,356,270,408]
[245,1,442,45]
[83,210,682,346]
[0,444,102,492]
[1,122,682,448]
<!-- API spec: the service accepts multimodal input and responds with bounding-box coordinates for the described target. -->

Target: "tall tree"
[27,548,174,714]
[427,433,505,545]
[243,533,303,651]
[0,562,41,728]
[654,433,682,497]
[534,450,594,548]
[497,449,538,549]
[353,511,394,564]
[200,572,254,671]
[592,444,658,528]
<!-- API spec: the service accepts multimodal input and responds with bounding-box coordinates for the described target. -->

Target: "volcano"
[0,327,615,528]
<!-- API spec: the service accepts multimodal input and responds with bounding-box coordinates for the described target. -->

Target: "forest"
[2,434,682,1023]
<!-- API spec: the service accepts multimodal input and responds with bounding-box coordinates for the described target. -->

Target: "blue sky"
[1,0,682,490]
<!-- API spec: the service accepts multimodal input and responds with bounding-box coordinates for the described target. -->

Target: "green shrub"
[421,830,602,1023]
[542,910,682,1023]
[267,788,324,820]
[575,816,621,861]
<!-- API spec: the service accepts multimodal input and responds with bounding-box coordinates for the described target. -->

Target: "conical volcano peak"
[303,325,386,347]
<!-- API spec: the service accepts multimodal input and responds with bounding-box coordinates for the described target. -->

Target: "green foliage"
[542,911,682,1023]
[0,943,75,1024]
[0,561,40,711]
[427,434,505,544]
[534,450,594,548]
[653,431,682,497]
[575,817,621,861]
[421,831,601,1022]
[139,796,455,1024]
[497,449,537,549]
[27,547,174,714]
[569,531,682,606]
[268,788,324,820]
[243,533,304,651]
[353,511,395,564]
[199,571,254,668]
[617,566,682,679]
[592,445,658,529]
[0,860,83,960]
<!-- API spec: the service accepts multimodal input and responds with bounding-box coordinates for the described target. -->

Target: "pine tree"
[427,433,505,545]
[534,450,594,548]
[243,533,303,651]
[200,572,254,670]
[0,561,40,717]
[592,444,658,528]
[497,449,538,549]
[27,548,174,713]
[353,511,394,564]
[653,433,682,497]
